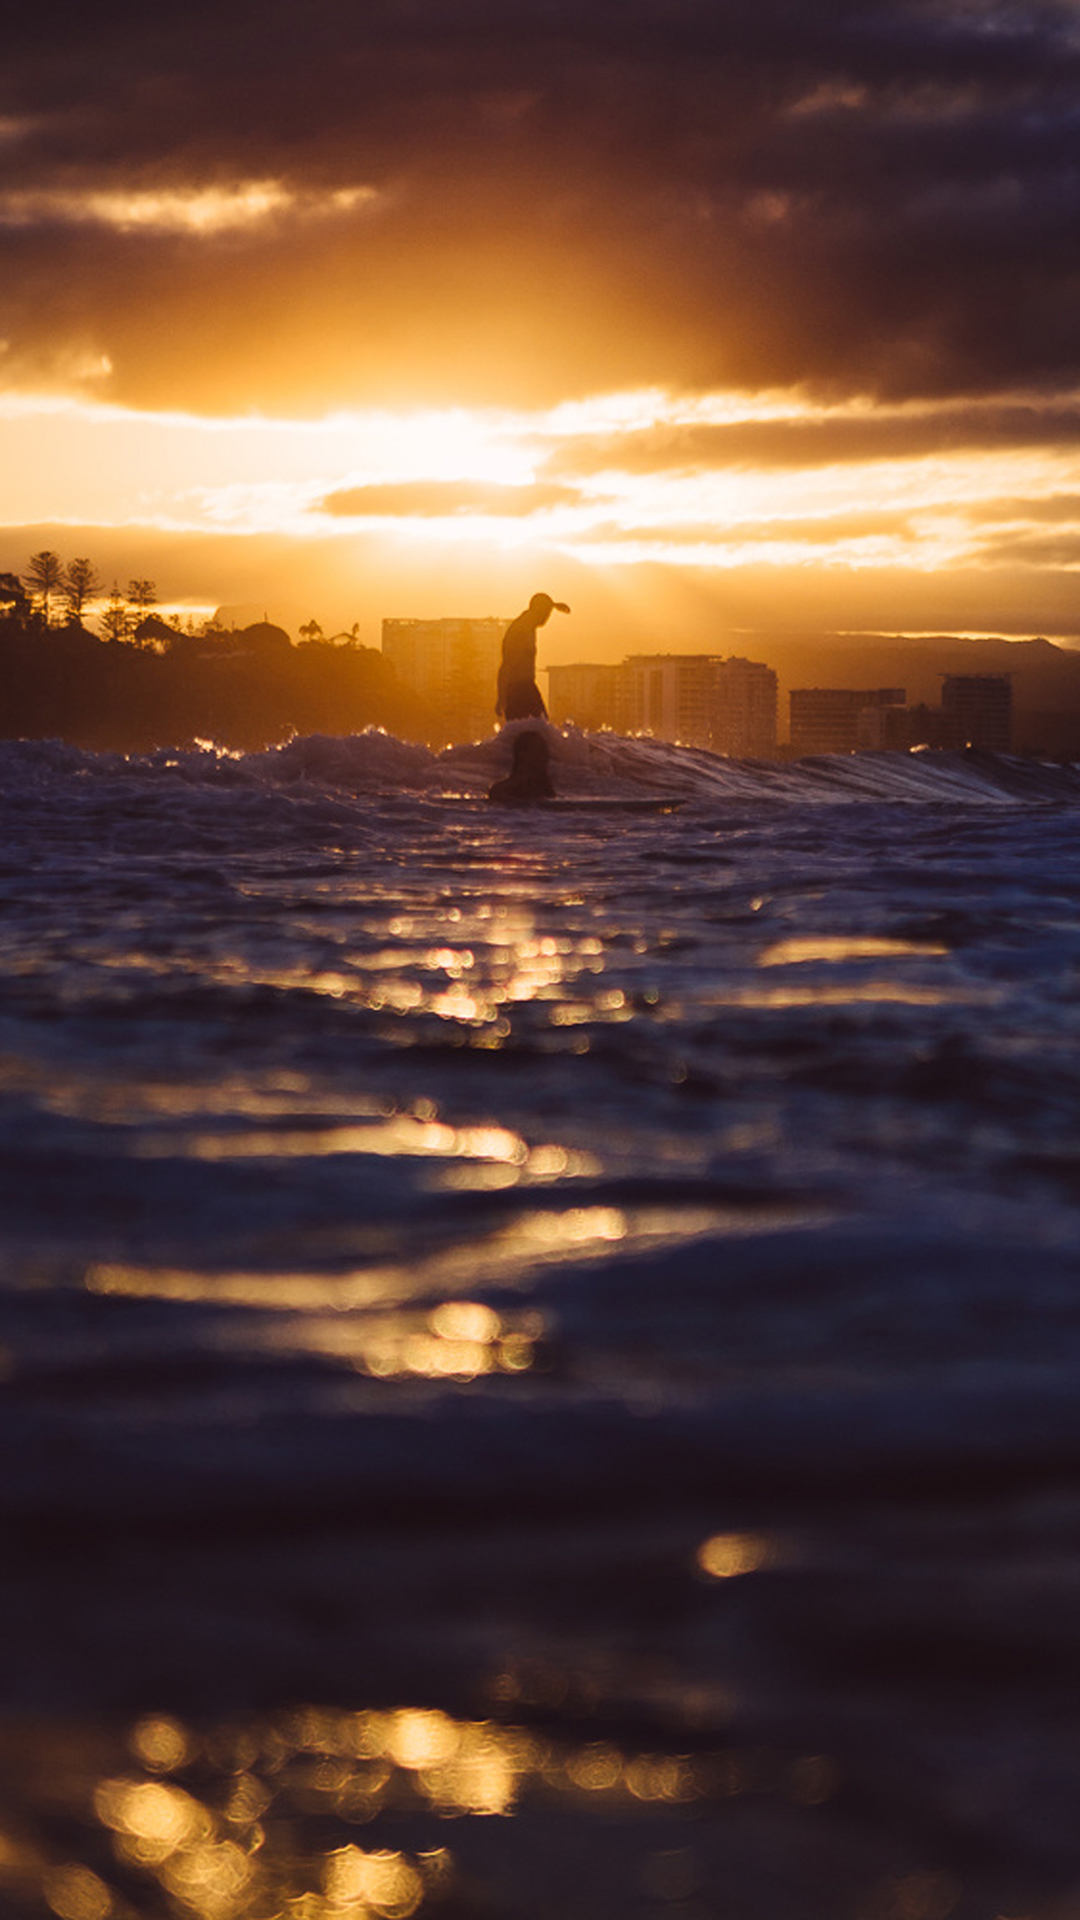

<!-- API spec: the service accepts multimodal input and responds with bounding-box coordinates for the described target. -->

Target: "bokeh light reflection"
[94,1777,212,1866]
[323,1846,424,1917]
[130,1715,193,1773]
[41,1865,113,1920]
[281,1300,546,1382]
[696,1532,774,1579]
[2,1703,855,1920]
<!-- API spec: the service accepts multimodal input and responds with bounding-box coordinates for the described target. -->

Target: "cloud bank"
[3,0,1079,412]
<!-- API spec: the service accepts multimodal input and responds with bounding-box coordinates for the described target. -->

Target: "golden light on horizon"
[3,386,1078,556]
[2,374,1079,647]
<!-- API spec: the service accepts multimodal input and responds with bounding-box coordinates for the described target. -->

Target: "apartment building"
[789,687,907,756]
[613,654,777,752]
[381,617,505,743]
[941,674,1013,752]
[545,662,622,732]
[619,655,717,745]
[711,656,778,758]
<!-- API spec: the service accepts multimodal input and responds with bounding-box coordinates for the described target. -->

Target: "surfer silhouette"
[495,592,570,722]
[487,728,556,804]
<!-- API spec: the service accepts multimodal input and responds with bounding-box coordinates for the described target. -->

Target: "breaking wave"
[5,722,1080,807]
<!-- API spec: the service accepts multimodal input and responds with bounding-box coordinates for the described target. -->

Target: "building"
[547,651,778,754]
[381,617,505,744]
[545,662,622,731]
[789,687,906,756]
[711,657,778,758]
[941,674,1013,752]
[619,654,718,745]
[872,702,963,751]
[789,678,1013,756]
[616,653,778,753]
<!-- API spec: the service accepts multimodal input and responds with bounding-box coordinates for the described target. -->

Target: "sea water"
[3,721,1080,1920]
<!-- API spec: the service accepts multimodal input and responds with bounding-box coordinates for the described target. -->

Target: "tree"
[0,573,29,618]
[99,582,131,643]
[63,557,102,625]
[127,579,157,618]
[24,550,64,624]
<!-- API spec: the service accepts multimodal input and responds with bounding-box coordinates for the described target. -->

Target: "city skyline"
[7,561,1075,752]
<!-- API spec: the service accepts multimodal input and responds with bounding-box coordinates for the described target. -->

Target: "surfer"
[487,728,556,804]
[495,592,570,723]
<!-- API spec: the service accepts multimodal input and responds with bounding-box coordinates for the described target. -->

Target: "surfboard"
[483,795,684,812]
[539,796,684,813]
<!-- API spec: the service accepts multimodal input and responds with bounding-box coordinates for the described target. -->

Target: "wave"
[2,723,1079,806]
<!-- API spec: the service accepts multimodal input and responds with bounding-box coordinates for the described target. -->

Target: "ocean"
[3,719,1080,1920]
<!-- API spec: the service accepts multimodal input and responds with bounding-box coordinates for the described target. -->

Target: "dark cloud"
[2,0,1079,409]
[318,480,580,517]
[967,493,1080,524]
[969,531,1080,567]
[546,404,1080,478]
[566,510,917,546]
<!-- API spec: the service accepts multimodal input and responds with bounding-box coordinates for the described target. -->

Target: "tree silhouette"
[63,557,102,625]
[0,572,28,616]
[127,579,157,620]
[25,551,64,625]
[99,582,131,643]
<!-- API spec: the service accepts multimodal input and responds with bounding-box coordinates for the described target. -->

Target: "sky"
[2,0,1079,656]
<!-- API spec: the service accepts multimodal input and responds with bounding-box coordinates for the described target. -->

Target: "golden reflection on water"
[7,1702,846,1920]
[696,1532,774,1579]
[267,1300,544,1381]
[82,903,619,1039]
[132,1716,194,1772]
[40,1866,112,1920]
[744,932,976,1008]
[757,936,950,967]
[84,1200,766,1321]
[714,982,985,1009]
[130,1116,542,1164]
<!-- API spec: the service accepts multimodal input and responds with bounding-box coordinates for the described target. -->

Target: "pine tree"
[99,582,131,643]
[24,550,64,625]
[63,557,102,625]
[127,579,157,616]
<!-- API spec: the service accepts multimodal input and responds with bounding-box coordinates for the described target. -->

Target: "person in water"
[495,592,570,723]
[487,728,556,804]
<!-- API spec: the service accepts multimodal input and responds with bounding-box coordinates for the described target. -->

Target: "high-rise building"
[381,617,505,744]
[545,663,622,731]
[619,655,718,745]
[940,674,1013,751]
[789,687,906,756]
[549,652,779,754]
[871,702,963,751]
[711,657,778,758]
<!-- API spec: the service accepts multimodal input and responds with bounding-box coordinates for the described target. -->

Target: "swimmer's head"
[528,592,571,621]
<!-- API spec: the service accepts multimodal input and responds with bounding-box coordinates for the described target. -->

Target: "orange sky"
[3,1,1079,654]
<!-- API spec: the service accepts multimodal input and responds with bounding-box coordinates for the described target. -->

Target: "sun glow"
[2,381,1079,626]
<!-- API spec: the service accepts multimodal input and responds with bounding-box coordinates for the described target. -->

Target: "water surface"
[3,726,1080,1920]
